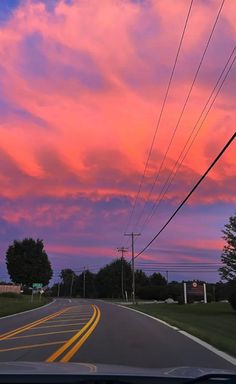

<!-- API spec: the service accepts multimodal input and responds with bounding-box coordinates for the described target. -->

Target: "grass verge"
[128,302,236,357]
[0,294,51,317]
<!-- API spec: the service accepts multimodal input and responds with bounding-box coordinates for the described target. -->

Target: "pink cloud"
[0,0,235,278]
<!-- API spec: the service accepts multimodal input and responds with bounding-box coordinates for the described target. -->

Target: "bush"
[0,292,21,299]
[207,293,213,303]
[228,290,236,311]
[137,285,167,300]
[166,283,182,300]
[22,286,32,295]
[228,292,236,310]
[177,295,185,305]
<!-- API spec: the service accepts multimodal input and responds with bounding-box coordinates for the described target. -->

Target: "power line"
[135,262,221,266]
[137,265,220,268]
[139,46,236,231]
[135,131,236,258]
[134,0,226,230]
[137,270,219,273]
[122,0,194,235]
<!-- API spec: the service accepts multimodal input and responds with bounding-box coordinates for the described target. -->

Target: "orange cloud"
[0,1,235,277]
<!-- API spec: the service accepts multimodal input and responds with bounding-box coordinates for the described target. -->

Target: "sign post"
[31,288,34,303]
[185,281,206,304]
[31,283,43,303]
[183,282,187,304]
[203,283,207,304]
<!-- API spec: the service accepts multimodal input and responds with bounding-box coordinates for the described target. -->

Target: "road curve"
[0,298,235,370]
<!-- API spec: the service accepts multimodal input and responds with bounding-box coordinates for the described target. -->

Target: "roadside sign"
[32,283,43,289]
[40,289,44,294]
[184,281,207,303]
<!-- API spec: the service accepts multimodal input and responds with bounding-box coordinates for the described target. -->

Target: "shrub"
[177,295,185,305]
[137,285,167,300]
[0,292,21,299]
[166,283,182,300]
[228,290,236,311]
[207,293,213,303]
[22,286,32,295]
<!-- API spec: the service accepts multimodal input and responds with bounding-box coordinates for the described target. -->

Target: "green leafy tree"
[135,269,149,288]
[60,269,78,296]
[77,270,96,298]
[135,269,149,298]
[149,272,167,286]
[6,238,52,286]
[96,258,132,298]
[219,213,236,282]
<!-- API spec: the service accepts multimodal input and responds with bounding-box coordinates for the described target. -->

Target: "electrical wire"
[134,0,226,230]
[122,0,194,237]
[135,131,236,258]
[139,47,236,231]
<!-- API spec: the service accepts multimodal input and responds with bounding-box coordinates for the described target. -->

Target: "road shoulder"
[117,303,236,367]
[0,298,55,320]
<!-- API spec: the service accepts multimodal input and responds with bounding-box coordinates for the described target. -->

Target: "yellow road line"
[0,307,71,341]
[61,306,101,362]
[63,314,92,317]
[57,316,88,318]
[7,329,81,340]
[60,313,92,316]
[46,305,97,362]
[0,340,65,353]
[55,313,92,315]
[35,322,87,329]
[45,317,90,323]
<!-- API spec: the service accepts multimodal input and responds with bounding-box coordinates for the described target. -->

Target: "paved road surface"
[0,298,235,370]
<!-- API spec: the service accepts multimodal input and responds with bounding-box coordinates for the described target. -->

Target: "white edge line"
[116,303,236,367]
[0,299,56,320]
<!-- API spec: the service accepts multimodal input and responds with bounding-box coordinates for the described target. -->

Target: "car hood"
[0,362,235,378]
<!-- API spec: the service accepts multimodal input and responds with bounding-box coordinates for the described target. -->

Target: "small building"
[0,284,21,294]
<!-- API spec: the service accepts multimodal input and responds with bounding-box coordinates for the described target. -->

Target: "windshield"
[0,0,235,376]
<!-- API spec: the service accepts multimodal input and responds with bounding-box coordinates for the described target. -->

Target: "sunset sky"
[0,0,235,283]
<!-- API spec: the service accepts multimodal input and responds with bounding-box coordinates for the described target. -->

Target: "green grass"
[129,303,236,357]
[0,294,51,317]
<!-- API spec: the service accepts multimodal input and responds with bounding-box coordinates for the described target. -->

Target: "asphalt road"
[0,298,235,370]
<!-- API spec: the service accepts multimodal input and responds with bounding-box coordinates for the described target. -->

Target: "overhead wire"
[121,0,195,238]
[139,47,236,231]
[134,0,226,230]
[135,131,236,258]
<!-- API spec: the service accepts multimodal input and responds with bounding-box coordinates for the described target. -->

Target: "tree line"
[49,260,232,303]
[3,212,236,307]
[50,259,168,299]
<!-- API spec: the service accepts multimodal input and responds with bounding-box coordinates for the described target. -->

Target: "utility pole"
[166,270,169,284]
[117,247,128,300]
[124,232,140,304]
[69,273,74,297]
[83,267,86,298]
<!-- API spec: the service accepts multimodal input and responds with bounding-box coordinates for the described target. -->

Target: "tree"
[135,269,149,297]
[96,258,132,298]
[219,213,236,282]
[149,272,167,286]
[6,238,52,286]
[135,269,149,288]
[76,270,96,298]
[60,269,78,296]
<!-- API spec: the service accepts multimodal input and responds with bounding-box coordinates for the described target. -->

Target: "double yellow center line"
[46,305,100,362]
[0,307,71,341]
